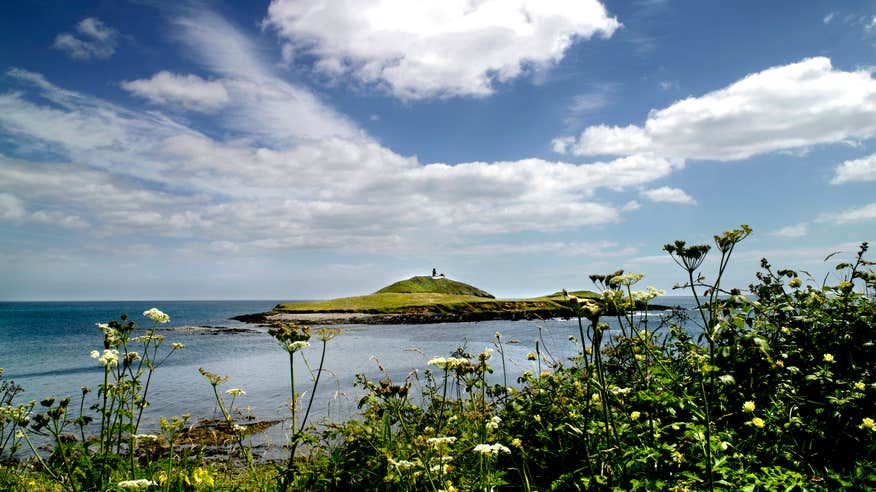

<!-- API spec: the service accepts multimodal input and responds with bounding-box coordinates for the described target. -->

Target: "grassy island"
[264,275,604,324]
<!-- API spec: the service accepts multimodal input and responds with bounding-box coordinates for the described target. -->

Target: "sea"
[0,298,698,451]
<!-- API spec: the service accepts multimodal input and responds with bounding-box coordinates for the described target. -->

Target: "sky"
[0,0,875,301]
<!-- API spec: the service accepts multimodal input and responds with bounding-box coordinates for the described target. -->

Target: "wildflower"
[533,414,541,424]
[388,458,415,470]
[143,308,170,324]
[630,411,641,421]
[117,479,155,489]
[93,349,119,366]
[780,326,790,334]
[611,386,631,396]
[823,353,835,363]
[742,401,756,413]
[860,418,875,430]
[527,352,537,361]
[96,322,109,331]
[430,463,454,474]
[226,388,246,396]
[473,443,511,455]
[428,356,448,369]
[190,467,214,486]
[479,348,493,360]
[789,277,802,288]
[610,272,644,286]
[591,393,601,403]
[172,342,185,349]
[486,415,501,431]
[854,382,866,391]
[495,331,502,340]
[672,451,684,464]
[718,374,735,385]
[540,370,551,378]
[719,441,730,451]
[774,360,785,369]
[427,436,456,447]
[287,340,310,352]
[511,438,522,448]
[751,417,765,428]
[232,424,247,434]
[133,434,159,442]
[316,327,343,342]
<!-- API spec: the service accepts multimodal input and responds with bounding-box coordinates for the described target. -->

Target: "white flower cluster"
[143,308,170,324]
[631,286,666,302]
[117,479,155,489]
[427,356,468,370]
[610,272,645,287]
[281,340,311,353]
[426,436,457,446]
[486,415,501,431]
[132,434,159,442]
[388,457,416,470]
[91,349,119,367]
[473,443,511,455]
[225,388,246,396]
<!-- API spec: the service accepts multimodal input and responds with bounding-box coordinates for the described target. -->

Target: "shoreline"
[231,303,678,326]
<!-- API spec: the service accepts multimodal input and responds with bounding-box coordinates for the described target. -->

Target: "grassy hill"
[375,276,494,298]
[273,276,601,319]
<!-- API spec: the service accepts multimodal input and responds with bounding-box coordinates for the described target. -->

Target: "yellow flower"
[191,467,214,487]
[751,417,765,428]
[860,417,875,430]
[788,277,802,288]
[526,352,537,361]
[511,438,522,448]
[630,411,641,421]
[742,401,755,413]
[854,382,866,391]
[823,353,835,363]
[591,393,601,403]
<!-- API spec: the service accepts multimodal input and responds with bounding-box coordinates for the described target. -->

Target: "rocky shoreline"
[232,304,678,326]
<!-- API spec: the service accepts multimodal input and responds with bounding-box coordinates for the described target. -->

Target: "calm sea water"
[0,298,698,447]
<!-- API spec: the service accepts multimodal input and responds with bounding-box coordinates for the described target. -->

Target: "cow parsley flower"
[473,443,511,455]
[143,308,170,324]
[117,479,155,489]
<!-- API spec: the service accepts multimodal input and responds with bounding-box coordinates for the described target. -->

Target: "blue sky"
[1,0,875,300]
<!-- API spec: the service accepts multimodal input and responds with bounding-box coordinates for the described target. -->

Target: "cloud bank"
[264,0,620,99]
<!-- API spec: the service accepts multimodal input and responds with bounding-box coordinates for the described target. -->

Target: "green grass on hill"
[375,276,495,298]
[273,288,601,315]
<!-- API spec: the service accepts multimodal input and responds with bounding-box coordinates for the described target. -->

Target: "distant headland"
[233,272,674,325]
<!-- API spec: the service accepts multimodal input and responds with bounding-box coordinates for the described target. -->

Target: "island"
[233,275,675,325]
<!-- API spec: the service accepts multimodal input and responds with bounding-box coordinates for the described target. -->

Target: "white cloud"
[770,224,808,238]
[555,57,876,160]
[122,71,230,112]
[640,186,695,204]
[0,192,26,221]
[174,10,363,144]
[823,12,835,24]
[52,18,118,60]
[831,152,876,184]
[264,0,620,99]
[818,202,876,224]
[1,66,684,254]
